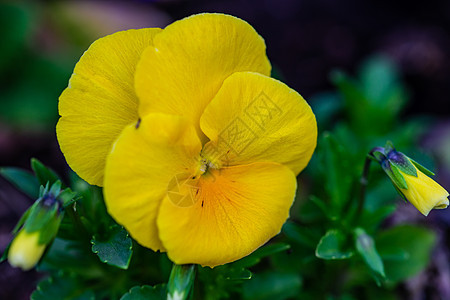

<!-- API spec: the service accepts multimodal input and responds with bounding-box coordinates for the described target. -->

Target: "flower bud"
[370,142,449,216]
[3,181,66,270]
[7,229,46,271]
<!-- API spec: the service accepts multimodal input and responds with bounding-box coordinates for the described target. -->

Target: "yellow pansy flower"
[371,143,449,216]
[57,13,317,267]
[8,230,46,271]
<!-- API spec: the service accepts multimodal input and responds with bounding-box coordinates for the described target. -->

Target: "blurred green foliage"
[0,2,88,130]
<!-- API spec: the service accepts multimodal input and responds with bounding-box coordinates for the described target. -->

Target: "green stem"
[167,264,196,300]
[356,155,373,219]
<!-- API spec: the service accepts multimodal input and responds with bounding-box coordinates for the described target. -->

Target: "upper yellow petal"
[103,113,202,251]
[200,72,317,175]
[400,166,449,216]
[135,13,271,141]
[57,28,161,186]
[157,162,296,267]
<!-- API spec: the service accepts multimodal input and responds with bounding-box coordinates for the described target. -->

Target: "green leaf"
[120,285,166,300]
[282,221,319,249]
[315,229,354,260]
[232,243,291,269]
[354,228,385,284]
[242,271,302,300]
[318,133,354,217]
[31,158,61,187]
[0,167,39,198]
[376,225,436,283]
[91,226,133,269]
[31,274,95,300]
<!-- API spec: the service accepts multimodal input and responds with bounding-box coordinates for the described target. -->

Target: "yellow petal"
[135,13,271,141]
[104,113,202,251]
[157,162,296,267]
[57,28,162,186]
[400,167,449,216]
[200,72,317,175]
[8,230,46,271]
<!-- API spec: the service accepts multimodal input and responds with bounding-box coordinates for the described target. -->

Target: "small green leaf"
[31,158,61,187]
[354,228,385,283]
[31,274,95,300]
[233,243,291,269]
[282,222,319,249]
[242,271,301,300]
[91,226,133,269]
[0,167,39,198]
[315,229,354,260]
[120,285,166,300]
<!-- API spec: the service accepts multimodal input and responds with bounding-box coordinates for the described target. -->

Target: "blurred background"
[1,0,449,299]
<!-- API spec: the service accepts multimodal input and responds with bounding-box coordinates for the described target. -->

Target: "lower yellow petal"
[57,28,161,186]
[401,167,449,216]
[157,162,297,267]
[104,113,202,251]
[200,72,317,175]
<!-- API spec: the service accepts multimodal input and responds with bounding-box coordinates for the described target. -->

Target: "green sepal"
[371,151,385,163]
[384,141,395,154]
[49,180,62,198]
[31,158,61,187]
[389,152,417,177]
[393,185,408,202]
[409,158,435,176]
[24,198,59,233]
[38,213,63,245]
[12,204,33,234]
[0,240,12,263]
[382,162,408,190]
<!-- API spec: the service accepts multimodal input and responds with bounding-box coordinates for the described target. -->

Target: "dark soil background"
[1,0,449,299]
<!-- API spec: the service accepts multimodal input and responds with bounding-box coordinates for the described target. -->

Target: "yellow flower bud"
[400,165,449,216]
[8,229,46,271]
